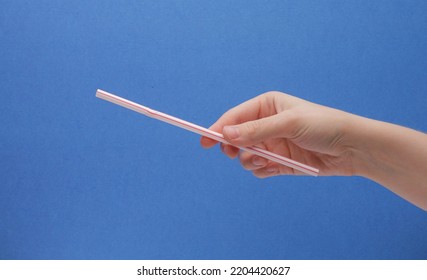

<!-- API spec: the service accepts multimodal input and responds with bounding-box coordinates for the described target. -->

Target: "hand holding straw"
[96,89,319,176]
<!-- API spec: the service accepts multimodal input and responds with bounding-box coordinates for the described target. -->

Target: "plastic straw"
[96,89,319,176]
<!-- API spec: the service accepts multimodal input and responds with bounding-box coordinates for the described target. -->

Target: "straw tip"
[96,89,106,97]
[96,89,112,99]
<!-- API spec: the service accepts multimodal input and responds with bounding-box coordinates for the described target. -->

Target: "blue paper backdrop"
[1,0,426,259]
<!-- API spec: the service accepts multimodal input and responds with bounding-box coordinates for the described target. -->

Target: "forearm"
[349,115,427,210]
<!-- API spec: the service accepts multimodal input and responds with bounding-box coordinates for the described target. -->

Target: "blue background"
[1,0,426,259]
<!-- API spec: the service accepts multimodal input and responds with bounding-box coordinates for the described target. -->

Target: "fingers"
[223,110,299,147]
[201,111,293,149]
[252,164,281,178]
[200,135,217,148]
[239,151,268,170]
[220,143,239,159]
[200,92,281,149]
[238,150,297,178]
[201,91,306,149]
[223,114,281,147]
[200,91,307,178]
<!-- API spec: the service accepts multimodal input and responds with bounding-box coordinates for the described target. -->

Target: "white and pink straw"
[96,89,319,176]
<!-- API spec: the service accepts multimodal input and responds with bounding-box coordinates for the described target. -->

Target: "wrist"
[343,113,381,178]
[345,114,406,179]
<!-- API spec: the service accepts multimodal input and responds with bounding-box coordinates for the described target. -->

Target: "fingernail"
[224,126,240,140]
[252,156,267,167]
[267,166,277,173]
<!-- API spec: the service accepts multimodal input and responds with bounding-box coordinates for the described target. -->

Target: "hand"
[200,91,357,178]
[201,91,427,210]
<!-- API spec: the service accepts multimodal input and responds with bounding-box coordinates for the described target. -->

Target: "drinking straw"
[96,89,319,176]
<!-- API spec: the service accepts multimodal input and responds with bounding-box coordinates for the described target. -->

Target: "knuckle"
[284,110,298,126]
[278,165,295,175]
[261,91,281,98]
[243,120,262,138]
[281,110,301,138]
[238,154,254,170]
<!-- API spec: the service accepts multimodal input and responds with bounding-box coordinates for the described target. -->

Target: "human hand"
[201,91,427,210]
[201,91,358,177]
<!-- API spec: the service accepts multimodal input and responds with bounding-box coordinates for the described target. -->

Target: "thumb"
[223,113,289,146]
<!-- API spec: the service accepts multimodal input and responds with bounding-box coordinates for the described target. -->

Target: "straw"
[96,89,320,176]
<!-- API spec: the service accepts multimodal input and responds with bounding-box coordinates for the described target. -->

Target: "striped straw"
[96,89,319,176]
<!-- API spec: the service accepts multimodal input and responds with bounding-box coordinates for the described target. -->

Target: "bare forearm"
[349,115,427,210]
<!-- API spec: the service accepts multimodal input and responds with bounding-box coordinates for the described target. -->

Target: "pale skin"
[200,91,427,211]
